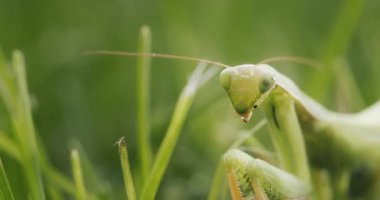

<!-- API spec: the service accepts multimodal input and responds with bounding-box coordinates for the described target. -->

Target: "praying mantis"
[220,63,380,199]
[86,50,380,199]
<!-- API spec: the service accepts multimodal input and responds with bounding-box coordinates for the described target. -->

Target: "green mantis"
[86,50,380,199]
[220,63,380,199]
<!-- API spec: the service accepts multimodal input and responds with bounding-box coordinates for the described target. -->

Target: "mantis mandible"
[86,50,380,199]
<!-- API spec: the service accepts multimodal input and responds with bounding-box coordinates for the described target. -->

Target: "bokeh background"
[0,0,379,199]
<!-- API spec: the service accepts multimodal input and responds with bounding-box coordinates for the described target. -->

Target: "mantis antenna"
[83,50,230,68]
[84,50,320,68]
[258,56,322,68]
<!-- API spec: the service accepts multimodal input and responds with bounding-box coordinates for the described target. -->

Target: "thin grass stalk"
[0,50,97,199]
[34,136,72,198]
[140,63,212,200]
[71,150,87,200]
[207,161,225,200]
[0,50,17,113]
[136,25,152,185]
[44,166,76,195]
[308,0,365,101]
[34,127,76,196]
[333,58,365,111]
[118,137,137,200]
[12,50,46,200]
[0,158,15,200]
[0,133,22,161]
[1,50,72,199]
[70,142,111,198]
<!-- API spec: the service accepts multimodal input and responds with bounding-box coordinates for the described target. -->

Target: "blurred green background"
[0,0,379,199]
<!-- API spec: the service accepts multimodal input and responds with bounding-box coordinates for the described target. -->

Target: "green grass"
[0,49,73,199]
[0,28,217,199]
[0,50,46,200]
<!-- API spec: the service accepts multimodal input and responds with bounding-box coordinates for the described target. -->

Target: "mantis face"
[220,64,276,123]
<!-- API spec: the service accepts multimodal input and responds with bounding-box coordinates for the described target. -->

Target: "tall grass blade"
[140,63,215,200]
[43,166,76,195]
[0,132,22,161]
[118,137,137,200]
[0,49,17,113]
[308,0,366,101]
[71,149,87,200]
[12,50,46,200]
[136,25,153,185]
[70,141,111,198]
[207,162,225,200]
[1,50,76,199]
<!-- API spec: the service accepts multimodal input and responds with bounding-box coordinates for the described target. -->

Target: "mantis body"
[86,51,380,199]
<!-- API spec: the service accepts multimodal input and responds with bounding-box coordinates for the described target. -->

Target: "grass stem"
[140,63,214,200]
[207,161,224,200]
[136,25,153,185]
[118,137,137,200]
[71,149,87,200]
[308,0,366,102]
[12,50,46,200]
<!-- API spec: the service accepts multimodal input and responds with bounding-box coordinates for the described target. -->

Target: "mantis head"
[220,64,276,123]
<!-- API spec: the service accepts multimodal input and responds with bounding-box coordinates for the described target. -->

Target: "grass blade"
[207,161,225,200]
[136,25,153,184]
[140,63,213,200]
[43,166,76,195]
[12,50,46,200]
[70,141,111,198]
[0,158,15,200]
[0,49,17,113]
[118,137,137,200]
[71,149,87,200]
[308,0,365,101]
[0,132,22,161]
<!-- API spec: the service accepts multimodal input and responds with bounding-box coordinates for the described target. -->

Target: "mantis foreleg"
[223,149,310,199]
[262,88,311,183]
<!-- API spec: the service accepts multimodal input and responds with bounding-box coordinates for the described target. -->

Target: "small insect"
[86,50,380,199]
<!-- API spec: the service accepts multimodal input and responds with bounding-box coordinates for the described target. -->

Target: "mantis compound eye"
[219,68,237,91]
[259,75,275,93]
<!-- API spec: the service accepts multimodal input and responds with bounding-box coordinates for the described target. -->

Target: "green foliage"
[0,50,75,199]
[0,46,215,199]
